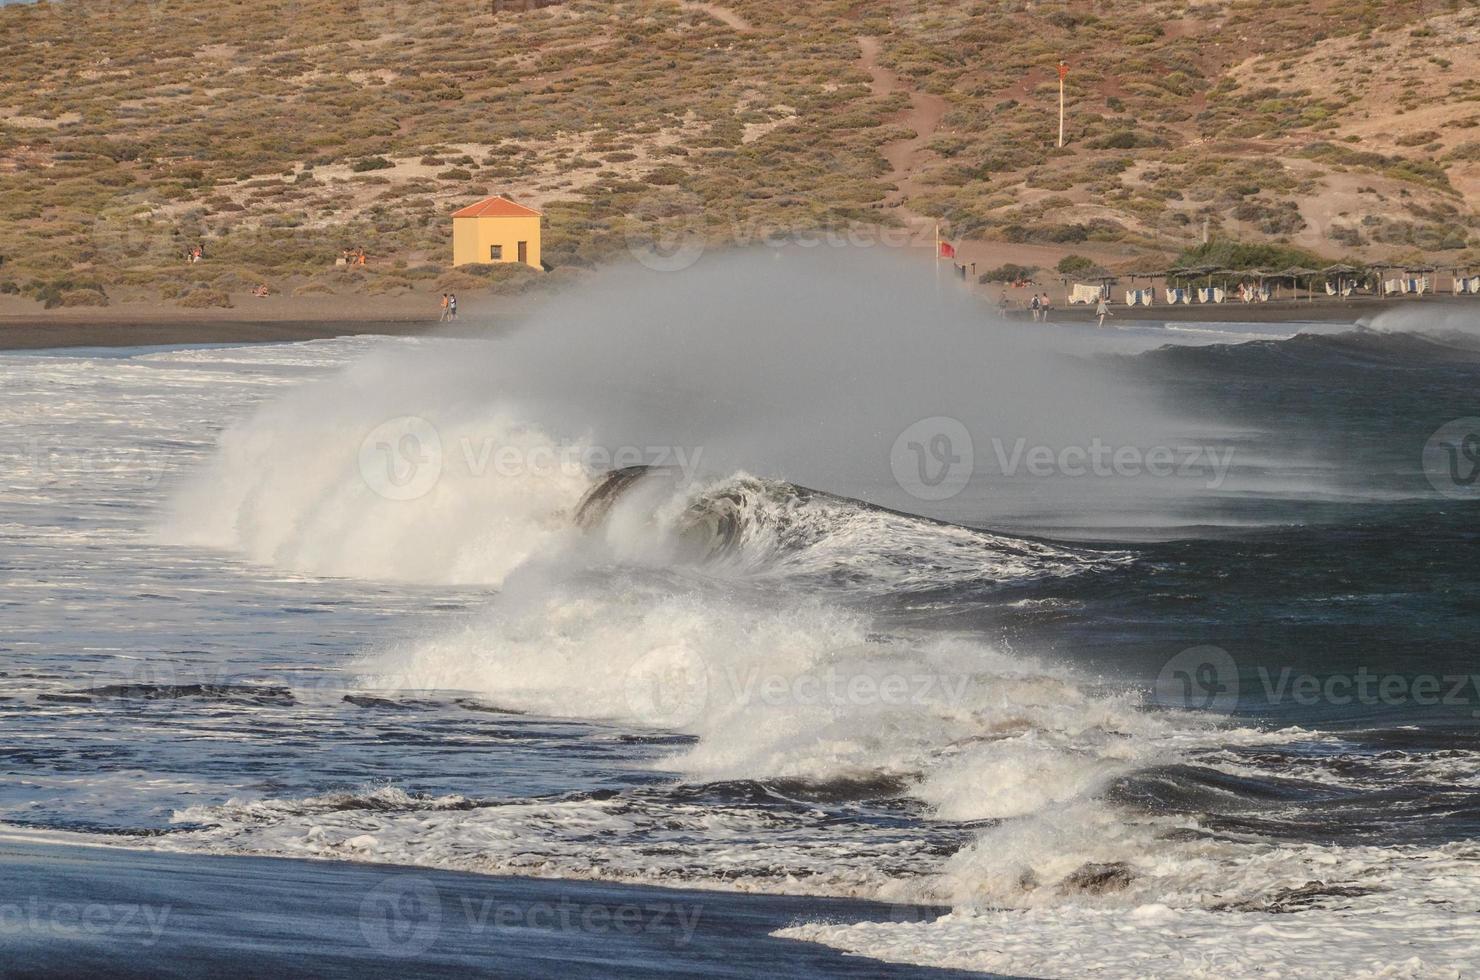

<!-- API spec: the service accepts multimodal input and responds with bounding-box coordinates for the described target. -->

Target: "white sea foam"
[158,784,940,896]
[778,866,1480,979]
[165,405,592,585]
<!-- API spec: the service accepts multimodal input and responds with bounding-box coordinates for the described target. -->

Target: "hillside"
[1,0,1476,312]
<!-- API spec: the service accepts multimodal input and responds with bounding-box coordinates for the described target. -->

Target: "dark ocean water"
[958,327,1480,852]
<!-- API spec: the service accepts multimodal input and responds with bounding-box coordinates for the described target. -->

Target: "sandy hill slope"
[0,0,1475,311]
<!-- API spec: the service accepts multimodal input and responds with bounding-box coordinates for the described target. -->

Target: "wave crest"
[581,466,1127,594]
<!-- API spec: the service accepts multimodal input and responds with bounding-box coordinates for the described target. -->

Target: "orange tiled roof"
[451,196,544,219]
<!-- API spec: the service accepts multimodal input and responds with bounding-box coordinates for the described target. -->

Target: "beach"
[1,290,1468,350]
[0,290,516,350]
[0,835,985,979]
[0,317,442,351]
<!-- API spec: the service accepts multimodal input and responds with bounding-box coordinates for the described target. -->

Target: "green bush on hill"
[1174,240,1328,270]
[1056,254,1098,275]
[979,263,1039,283]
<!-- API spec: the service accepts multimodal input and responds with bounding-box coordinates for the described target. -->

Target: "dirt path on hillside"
[857,36,946,209]
[679,2,754,32]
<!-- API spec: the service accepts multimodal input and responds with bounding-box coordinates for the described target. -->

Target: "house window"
[489,245,503,260]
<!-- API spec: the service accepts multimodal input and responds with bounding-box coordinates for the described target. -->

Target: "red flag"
[939,241,956,259]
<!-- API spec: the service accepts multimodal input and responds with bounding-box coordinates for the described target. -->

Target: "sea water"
[4,251,1479,977]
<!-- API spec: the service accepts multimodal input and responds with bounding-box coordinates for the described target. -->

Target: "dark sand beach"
[0,317,443,351]
[999,293,1467,324]
[2,294,1468,350]
[0,838,998,979]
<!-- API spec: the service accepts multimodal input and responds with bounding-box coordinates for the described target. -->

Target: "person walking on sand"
[1039,292,1053,322]
[439,293,450,322]
[1029,293,1041,322]
[448,294,458,321]
[1095,295,1112,328]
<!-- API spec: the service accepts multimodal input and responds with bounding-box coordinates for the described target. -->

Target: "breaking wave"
[164,414,1123,595]
[576,465,1126,594]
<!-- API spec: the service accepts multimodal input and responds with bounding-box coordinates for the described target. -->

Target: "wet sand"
[0,837,1002,979]
[0,317,443,351]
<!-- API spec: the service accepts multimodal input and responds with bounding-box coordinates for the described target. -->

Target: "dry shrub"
[57,288,109,307]
[177,289,232,308]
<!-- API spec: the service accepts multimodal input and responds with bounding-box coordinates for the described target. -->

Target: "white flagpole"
[1057,62,1067,148]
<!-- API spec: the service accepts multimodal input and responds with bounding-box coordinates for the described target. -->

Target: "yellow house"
[451,196,543,269]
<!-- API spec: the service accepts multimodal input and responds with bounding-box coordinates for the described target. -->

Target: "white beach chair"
[1070,283,1102,305]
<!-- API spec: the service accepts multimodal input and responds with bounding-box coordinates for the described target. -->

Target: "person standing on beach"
[1029,293,1041,322]
[1095,295,1112,328]
[449,294,458,321]
[439,293,450,322]
[1039,292,1052,322]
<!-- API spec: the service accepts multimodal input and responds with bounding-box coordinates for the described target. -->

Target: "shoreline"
[2,293,1474,352]
[0,316,451,351]
[0,835,1001,979]
[1000,293,1474,325]
[0,286,543,350]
